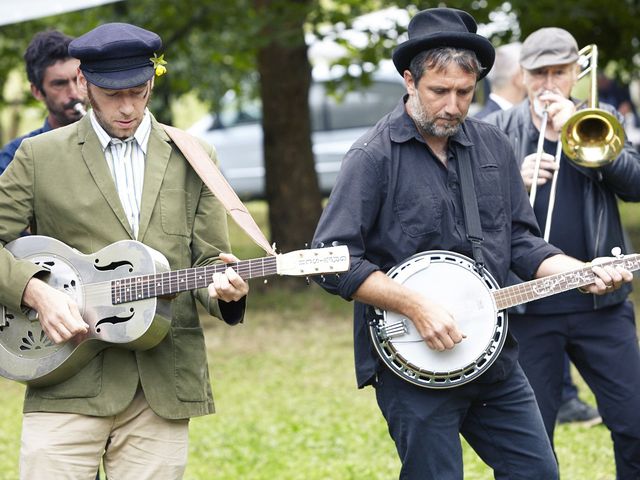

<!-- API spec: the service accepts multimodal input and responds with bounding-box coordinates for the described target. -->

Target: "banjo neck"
[493,254,640,311]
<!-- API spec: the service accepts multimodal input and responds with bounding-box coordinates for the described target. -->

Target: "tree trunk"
[256,0,322,259]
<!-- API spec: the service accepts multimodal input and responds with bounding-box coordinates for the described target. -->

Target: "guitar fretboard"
[111,257,278,305]
[493,254,640,310]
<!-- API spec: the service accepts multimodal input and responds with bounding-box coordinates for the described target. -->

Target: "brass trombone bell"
[561,44,625,167]
[562,108,625,167]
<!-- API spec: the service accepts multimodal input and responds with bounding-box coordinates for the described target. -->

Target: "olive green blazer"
[0,114,241,419]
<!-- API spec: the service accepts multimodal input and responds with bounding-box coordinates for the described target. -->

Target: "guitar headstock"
[276,245,350,277]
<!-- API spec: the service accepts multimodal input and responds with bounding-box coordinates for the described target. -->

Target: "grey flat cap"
[520,27,579,70]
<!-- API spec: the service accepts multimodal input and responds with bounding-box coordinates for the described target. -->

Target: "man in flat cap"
[485,27,640,478]
[312,9,633,479]
[0,22,248,479]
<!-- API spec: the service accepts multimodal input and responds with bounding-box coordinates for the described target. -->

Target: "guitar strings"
[80,261,280,303]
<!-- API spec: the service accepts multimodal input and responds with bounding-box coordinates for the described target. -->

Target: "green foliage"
[496,0,640,80]
[1,1,639,118]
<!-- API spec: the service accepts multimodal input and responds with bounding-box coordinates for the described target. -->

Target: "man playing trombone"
[485,27,640,477]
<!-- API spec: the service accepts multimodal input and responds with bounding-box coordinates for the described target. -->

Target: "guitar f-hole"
[95,310,136,332]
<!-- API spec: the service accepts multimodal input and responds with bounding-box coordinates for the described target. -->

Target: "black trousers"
[511,301,640,478]
[374,363,558,480]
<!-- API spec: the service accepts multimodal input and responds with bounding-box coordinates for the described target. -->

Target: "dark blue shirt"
[0,119,51,175]
[313,98,562,388]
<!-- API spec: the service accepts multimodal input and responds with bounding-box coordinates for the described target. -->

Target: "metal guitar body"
[0,236,171,387]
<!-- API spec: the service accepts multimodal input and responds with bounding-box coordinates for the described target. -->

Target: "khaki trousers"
[20,389,189,480]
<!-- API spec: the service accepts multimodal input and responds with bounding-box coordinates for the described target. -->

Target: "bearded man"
[311,8,632,479]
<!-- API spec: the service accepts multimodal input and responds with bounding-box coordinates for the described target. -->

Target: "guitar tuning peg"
[331,241,340,247]
[320,275,326,283]
[304,243,309,249]
[263,279,268,285]
[611,246,622,258]
[319,242,325,248]
[305,276,310,286]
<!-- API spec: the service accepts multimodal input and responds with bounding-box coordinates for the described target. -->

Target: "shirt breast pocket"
[394,187,443,238]
[476,163,506,231]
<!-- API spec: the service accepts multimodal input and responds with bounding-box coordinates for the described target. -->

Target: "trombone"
[529,44,625,241]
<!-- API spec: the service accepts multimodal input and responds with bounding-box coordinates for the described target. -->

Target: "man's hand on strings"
[208,253,249,302]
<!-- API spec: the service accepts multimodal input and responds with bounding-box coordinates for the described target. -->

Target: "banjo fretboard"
[493,254,640,311]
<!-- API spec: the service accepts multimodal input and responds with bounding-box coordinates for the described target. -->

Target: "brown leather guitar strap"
[162,124,276,256]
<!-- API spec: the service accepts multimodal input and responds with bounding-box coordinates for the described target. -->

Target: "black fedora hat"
[392,8,495,79]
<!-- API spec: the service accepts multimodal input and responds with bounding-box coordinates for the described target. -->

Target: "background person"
[598,72,640,148]
[485,27,640,478]
[312,8,632,479]
[474,42,525,119]
[0,29,85,174]
[0,22,248,479]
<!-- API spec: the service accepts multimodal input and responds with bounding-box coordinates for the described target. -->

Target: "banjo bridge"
[378,319,409,340]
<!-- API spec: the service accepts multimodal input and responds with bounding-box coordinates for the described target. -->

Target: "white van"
[188,67,406,199]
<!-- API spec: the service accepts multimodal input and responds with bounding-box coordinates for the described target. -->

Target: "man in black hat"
[0,23,248,479]
[485,27,640,478]
[312,8,632,479]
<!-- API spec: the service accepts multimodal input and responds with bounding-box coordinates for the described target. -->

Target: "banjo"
[369,249,640,389]
[0,235,349,387]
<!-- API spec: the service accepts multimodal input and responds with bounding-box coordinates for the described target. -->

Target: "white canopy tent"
[0,0,123,27]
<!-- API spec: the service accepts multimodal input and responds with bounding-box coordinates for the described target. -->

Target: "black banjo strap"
[455,144,485,275]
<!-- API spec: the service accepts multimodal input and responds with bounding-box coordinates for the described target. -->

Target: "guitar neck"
[111,257,277,305]
[494,254,640,311]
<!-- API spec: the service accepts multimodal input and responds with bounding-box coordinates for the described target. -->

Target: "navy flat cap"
[392,8,494,79]
[69,23,162,89]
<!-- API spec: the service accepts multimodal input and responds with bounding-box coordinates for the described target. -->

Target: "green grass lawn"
[0,287,620,479]
[0,201,637,479]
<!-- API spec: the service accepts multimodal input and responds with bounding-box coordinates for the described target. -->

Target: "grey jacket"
[485,99,640,309]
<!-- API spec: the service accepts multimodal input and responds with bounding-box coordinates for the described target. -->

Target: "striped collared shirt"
[90,109,151,238]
